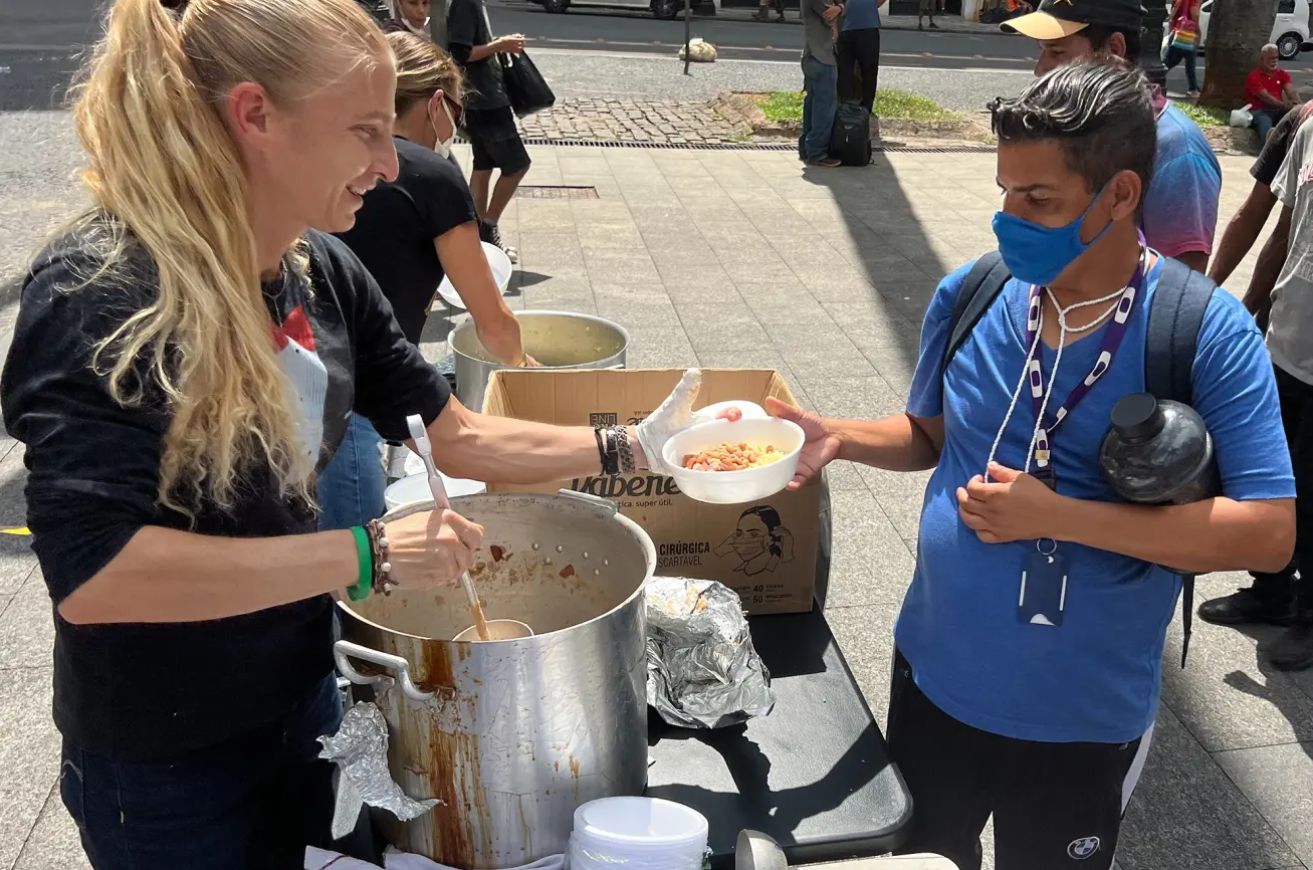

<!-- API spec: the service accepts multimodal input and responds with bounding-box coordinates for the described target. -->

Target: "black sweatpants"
[836,27,881,115]
[1253,364,1313,610]
[887,651,1151,870]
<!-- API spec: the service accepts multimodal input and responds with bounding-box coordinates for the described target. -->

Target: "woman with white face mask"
[386,0,431,36]
[325,32,536,530]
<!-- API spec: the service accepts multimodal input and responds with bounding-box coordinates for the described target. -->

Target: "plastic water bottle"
[1099,392,1220,505]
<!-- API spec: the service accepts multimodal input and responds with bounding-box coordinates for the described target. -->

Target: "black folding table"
[646,605,913,869]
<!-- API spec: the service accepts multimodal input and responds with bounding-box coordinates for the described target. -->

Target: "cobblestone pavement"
[520,96,754,143]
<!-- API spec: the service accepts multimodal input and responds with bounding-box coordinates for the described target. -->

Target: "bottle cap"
[1110,392,1166,441]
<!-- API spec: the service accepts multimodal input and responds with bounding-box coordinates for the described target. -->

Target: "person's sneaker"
[1269,620,1313,671]
[807,157,842,168]
[1198,587,1297,627]
[480,220,519,264]
[752,7,772,20]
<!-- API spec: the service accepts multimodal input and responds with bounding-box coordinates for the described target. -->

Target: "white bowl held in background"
[384,471,486,511]
[662,417,804,505]
[436,241,513,310]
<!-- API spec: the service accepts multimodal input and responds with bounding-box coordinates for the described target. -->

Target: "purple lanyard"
[1026,259,1146,471]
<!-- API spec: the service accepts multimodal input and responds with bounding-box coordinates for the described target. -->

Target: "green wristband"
[348,526,373,601]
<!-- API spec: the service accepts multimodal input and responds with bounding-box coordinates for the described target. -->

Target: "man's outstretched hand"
[765,397,841,490]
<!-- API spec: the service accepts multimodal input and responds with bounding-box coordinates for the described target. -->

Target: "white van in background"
[1193,0,1311,59]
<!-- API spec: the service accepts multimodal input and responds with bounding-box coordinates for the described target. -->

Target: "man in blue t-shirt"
[1003,0,1221,275]
[770,65,1295,870]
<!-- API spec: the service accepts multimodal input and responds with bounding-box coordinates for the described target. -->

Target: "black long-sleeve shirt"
[1,224,449,759]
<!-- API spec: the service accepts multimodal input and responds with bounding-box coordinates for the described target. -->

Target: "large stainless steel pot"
[450,311,629,412]
[335,491,654,869]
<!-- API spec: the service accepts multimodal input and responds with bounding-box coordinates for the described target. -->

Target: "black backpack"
[941,251,1217,667]
[830,101,873,167]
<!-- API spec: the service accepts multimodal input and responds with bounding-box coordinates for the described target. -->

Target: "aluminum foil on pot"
[319,701,442,836]
[645,576,775,729]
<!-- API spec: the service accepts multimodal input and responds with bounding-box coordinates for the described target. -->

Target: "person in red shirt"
[1246,43,1301,142]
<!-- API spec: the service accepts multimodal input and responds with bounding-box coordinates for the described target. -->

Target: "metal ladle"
[405,414,525,643]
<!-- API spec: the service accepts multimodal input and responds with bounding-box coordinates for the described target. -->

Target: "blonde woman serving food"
[0,0,705,865]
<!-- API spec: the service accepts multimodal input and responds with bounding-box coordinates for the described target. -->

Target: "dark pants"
[61,675,343,870]
[1254,107,1287,144]
[1162,44,1199,92]
[836,28,881,115]
[887,652,1149,870]
[1253,365,1313,611]
[801,55,839,162]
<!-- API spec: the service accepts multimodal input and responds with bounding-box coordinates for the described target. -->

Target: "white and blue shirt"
[900,255,1294,744]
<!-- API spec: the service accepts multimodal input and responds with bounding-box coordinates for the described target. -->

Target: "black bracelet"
[600,427,620,474]
[593,426,609,472]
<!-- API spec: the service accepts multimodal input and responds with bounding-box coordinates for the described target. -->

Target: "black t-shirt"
[447,0,509,111]
[1252,103,1312,187]
[336,136,479,345]
[0,223,449,759]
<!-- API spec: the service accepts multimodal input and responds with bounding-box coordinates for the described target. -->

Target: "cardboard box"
[483,369,824,614]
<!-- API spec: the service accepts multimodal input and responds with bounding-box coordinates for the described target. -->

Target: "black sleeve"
[404,149,479,241]
[0,249,170,603]
[447,0,479,58]
[1252,106,1302,186]
[309,234,451,440]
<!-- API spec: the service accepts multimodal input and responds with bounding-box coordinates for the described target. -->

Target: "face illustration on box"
[715,506,796,576]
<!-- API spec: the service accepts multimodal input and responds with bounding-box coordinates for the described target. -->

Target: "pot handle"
[334,640,435,702]
[556,489,618,516]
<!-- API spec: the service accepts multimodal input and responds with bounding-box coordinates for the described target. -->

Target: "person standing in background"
[919,0,941,30]
[800,0,845,168]
[1199,111,1313,670]
[754,0,786,23]
[1205,100,1313,320]
[385,0,432,36]
[1246,44,1301,143]
[1162,0,1200,98]
[447,0,530,262]
[1003,0,1221,274]
[322,33,539,531]
[837,0,885,135]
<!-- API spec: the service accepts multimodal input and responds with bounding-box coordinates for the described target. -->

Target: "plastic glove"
[636,368,703,476]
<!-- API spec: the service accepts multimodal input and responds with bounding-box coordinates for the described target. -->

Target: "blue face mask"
[991,186,1115,286]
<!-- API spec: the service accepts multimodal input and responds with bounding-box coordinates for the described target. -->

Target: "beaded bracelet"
[366,518,397,596]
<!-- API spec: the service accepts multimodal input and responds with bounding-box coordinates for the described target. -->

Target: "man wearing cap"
[1002,0,1221,274]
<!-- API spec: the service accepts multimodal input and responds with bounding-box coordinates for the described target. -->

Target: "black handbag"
[500,52,556,118]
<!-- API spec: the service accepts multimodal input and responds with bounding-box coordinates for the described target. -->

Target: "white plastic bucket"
[383,472,486,511]
[569,797,708,870]
[436,241,513,310]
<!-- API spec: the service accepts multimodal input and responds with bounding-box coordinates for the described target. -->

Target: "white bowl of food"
[662,417,805,505]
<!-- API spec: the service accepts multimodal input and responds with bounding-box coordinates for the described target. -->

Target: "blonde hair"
[70,0,389,515]
[388,30,464,115]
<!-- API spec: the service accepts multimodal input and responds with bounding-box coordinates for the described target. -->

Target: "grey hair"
[1263,42,1280,54]
[990,62,1157,199]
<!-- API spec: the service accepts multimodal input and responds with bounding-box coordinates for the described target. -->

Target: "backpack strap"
[1145,257,1216,668]
[942,251,1011,378]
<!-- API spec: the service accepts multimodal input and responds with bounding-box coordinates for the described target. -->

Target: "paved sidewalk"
[1,139,1309,870]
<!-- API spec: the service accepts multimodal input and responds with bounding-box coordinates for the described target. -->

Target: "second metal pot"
[450,310,629,411]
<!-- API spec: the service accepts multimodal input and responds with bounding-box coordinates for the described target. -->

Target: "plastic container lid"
[572,797,709,850]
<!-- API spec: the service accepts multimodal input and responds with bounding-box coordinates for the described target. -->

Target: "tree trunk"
[1198,0,1281,107]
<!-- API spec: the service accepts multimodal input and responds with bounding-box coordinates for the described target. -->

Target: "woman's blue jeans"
[317,412,388,531]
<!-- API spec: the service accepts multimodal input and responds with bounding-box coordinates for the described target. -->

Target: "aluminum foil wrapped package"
[646,576,775,729]
[319,701,441,837]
